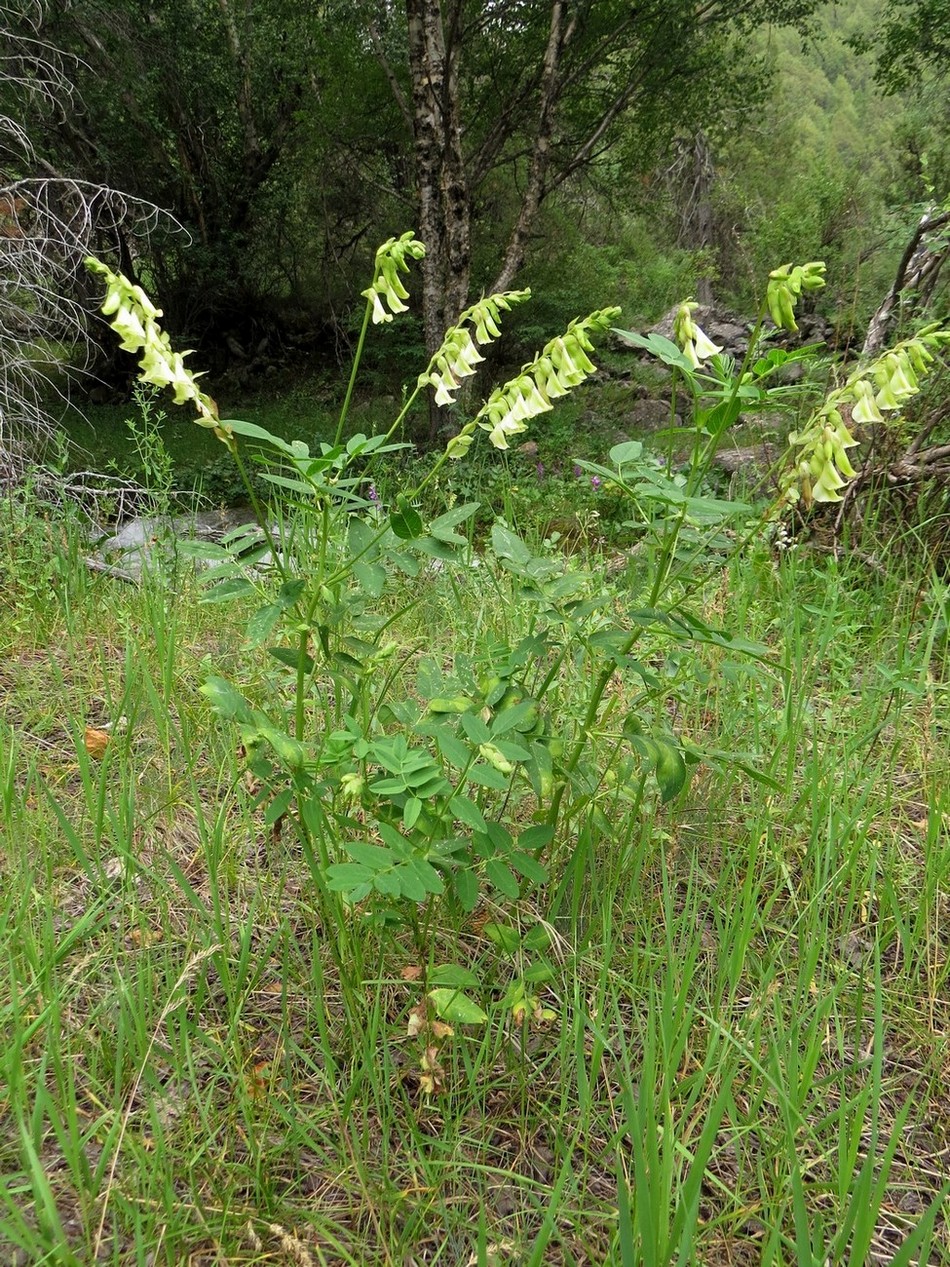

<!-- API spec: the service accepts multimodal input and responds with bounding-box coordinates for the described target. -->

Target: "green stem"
[321,428,466,589]
[666,371,680,476]
[229,441,293,589]
[333,299,373,447]
[545,304,773,835]
[382,384,424,444]
[294,625,309,742]
[534,644,569,702]
[368,640,424,728]
[689,303,768,492]
[289,422,461,740]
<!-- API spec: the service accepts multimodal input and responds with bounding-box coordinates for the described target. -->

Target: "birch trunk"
[406,0,471,440]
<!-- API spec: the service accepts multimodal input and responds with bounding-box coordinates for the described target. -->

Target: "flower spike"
[85,257,229,443]
[783,323,950,505]
[673,300,722,368]
[468,306,620,451]
[767,261,826,333]
[421,289,531,408]
[362,232,426,324]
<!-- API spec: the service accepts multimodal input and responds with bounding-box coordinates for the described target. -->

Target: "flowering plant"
[672,300,722,368]
[421,291,530,406]
[85,257,229,444]
[86,234,619,948]
[784,324,950,504]
[361,231,427,323]
[441,307,620,453]
[767,261,826,333]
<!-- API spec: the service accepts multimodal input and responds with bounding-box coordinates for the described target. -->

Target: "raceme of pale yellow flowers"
[361,232,426,323]
[767,261,826,333]
[784,324,950,505]
[672,299,722,369]
[420,291,531,406]
[85,257,230,444]
[465,307,621,451]
[788,406,860,504]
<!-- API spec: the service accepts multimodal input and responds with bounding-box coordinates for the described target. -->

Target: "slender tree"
[373,0,823,378]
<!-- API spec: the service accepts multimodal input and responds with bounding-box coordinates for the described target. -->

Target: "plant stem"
[229,441,295,590]
[545,304,772,836]
[333,299,373,447]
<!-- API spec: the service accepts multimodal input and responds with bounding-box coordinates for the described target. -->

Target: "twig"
[83,556,139,584]
[808,541,888,575]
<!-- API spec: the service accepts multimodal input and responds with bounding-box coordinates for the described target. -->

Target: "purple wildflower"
[573,464,582,478]
[591,476,602,490]
[368,483,379,503]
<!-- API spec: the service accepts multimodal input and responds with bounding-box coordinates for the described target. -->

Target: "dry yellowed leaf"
[407,1003,427,1037]
[129,927,162,948]
[418,1046,445,1096]
[246,1061,271,1100]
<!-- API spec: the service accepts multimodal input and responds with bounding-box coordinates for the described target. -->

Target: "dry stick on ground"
[831,363,950,543]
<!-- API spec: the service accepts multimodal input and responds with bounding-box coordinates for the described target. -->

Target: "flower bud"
[339,773,365,803]
[446,432,474,459]
[479,743,515,775]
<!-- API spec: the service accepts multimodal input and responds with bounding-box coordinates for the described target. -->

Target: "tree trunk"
[489,2,569,295]
[405,0,471,440]
[670,130,716,305]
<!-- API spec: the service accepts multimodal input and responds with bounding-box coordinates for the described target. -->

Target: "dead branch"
[861,206,950,359]
[0,175,180,484]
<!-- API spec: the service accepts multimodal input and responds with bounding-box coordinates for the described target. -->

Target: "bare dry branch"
[861,207,950,358]
[1,2,181,486]
[0,176,180,482]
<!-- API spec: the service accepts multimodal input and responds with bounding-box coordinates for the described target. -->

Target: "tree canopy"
[855,0,950,93]
[4,0,829,364]
[6,0,948,451]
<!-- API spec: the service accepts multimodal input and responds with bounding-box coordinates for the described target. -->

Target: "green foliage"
[514,208,703,346]
[854,0,950,94]
[10,233,941,1265]
[123,387,174,517]
[0,488,88,637]
[3,454,950,1262]
[86,242,847,953]
[712,1,913,318]
[14,0,833,362]
[8,273,950,1264]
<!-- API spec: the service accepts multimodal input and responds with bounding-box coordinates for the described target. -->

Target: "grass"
[1,477,949,1266]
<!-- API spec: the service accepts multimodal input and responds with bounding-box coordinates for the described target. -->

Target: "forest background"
[3,0,949,473]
